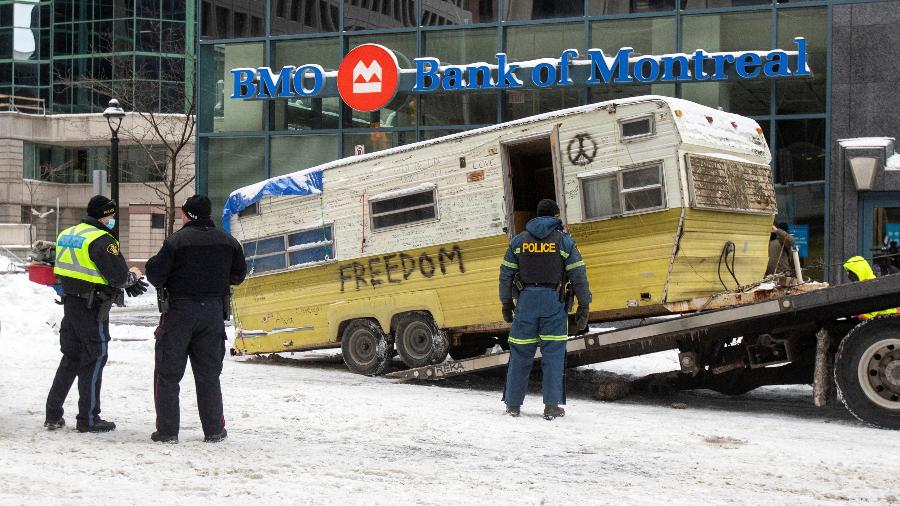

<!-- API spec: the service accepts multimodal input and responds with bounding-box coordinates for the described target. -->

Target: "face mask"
[106,218,116,230]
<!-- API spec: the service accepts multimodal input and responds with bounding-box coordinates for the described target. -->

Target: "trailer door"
[501,129,565,237]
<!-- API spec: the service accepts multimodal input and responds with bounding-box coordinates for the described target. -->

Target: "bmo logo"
[337,44,399,112]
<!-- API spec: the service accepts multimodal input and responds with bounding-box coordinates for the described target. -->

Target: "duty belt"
[523,282,560,288]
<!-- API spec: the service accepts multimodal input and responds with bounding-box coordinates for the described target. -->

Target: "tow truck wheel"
[341,319,393,376]
[835,317,900,429]
[394,312,449,368]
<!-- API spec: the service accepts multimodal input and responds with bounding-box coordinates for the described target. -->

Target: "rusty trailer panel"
[386,273,900,381]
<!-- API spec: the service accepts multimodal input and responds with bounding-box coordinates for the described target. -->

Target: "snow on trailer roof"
[224,95,763,227]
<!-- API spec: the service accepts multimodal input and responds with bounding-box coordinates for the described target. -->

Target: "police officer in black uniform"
[44,195,148,433]
[145,195,247,443]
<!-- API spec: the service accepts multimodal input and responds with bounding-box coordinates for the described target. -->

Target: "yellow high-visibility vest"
[53,223,115,285]
[843,256,899,319]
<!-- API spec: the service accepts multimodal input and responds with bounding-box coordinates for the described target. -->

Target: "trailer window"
[242,224,335,275]
[619,115,655,141]
[243,236,286,274]
[580,162,665,220]
[370,188,437,231]
[287,225,334,266]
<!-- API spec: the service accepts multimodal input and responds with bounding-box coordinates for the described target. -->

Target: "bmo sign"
[336,44,399,112]
[230,40,812,112]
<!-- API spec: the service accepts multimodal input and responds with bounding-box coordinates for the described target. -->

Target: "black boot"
[76,418,116,433]
[151,431,178,443]
[204,428,227,443]
[543,405,565,420]
[505,405,520,417]
[43,418,65,430]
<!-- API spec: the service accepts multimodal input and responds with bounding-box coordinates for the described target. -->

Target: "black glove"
[575,305,590,334]
[501,301,515,323]
[125,276,149,297]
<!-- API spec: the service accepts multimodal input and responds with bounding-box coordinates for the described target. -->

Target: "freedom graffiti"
[338,245,465,292]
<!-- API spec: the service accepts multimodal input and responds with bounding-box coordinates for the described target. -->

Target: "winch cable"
[717,240,741,290]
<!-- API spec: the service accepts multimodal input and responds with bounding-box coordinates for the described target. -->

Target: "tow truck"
[388,274,900,430]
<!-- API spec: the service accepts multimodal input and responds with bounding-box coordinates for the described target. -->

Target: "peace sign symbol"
[567,133,597,166]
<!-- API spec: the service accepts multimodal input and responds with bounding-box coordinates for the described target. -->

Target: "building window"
[580,162,666,220]
[370,186,438,231]
[151,214,165,229]
[242,224,334,275]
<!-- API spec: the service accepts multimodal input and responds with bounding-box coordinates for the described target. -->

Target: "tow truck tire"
[341,319,393,376]
[394,312,449,368]
[835,317,900,429]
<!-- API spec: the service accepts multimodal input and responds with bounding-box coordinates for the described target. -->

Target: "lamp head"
[102,98,126,134]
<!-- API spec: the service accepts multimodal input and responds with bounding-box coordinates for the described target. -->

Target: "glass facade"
[23,141,167,183]
[197,0,858,280]
[0,0,193,114]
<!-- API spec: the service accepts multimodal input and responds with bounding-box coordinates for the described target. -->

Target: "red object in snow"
[28,263,57,286]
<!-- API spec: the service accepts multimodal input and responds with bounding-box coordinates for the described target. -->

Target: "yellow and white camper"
[225,95,776,374]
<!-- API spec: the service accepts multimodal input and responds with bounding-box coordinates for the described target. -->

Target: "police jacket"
[499,216,591,306]
[56,217,133,296]
[146,218,247,299]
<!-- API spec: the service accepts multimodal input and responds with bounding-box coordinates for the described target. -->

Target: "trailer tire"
[341,319,393,376]
[394,312,448,368]
[835,317,900,429]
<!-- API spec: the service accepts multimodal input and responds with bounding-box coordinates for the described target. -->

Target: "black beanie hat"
[87,195,117,219]
[182,194,212,220]
[536,199,560,217]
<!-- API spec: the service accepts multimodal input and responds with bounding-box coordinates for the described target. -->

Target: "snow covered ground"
[2,266,900,505]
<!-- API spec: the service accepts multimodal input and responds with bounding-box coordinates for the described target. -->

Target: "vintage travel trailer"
[224,95,776,375]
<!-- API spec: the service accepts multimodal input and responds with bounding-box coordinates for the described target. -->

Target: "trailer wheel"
[835,317,900,429]
[341,319,393,376]
[394,312,449,368]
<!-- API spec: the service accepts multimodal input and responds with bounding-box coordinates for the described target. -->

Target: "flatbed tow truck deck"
[387,274,900,429]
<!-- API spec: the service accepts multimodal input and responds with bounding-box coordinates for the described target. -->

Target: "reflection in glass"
[343,131,415,157]
[505,88,580,121]
[421,0,496,25]
[591,17,675,56]
[505,23,582,61]
[681,11,770,53]
[206,137,266,222]
[270,38,341,131]
[423,28,497,65]
[680,81,771,117]
[776,7,826,114]
[589,0,675,15]
[421,92,498,126]
[681,0,769,9]
[270,135,340,176]
[199,43,264,133]
[200,0,266,39]
[504,0,582,20]
[272,0,340,35]
[775,118,825,183]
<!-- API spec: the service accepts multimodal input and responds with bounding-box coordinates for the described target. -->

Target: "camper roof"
[226,95,764,221]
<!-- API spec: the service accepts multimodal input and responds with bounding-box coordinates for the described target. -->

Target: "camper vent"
[686,154,776,214]
[619,115,655,141]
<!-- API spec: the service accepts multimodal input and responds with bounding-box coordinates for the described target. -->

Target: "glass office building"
[0,0,193,113]
[196,0,899,282]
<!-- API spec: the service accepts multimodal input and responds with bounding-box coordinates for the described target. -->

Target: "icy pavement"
[1,270,899,505]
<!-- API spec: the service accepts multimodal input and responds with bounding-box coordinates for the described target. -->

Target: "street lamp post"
[102,99,126,237]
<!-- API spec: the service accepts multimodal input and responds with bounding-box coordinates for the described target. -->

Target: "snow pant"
[154,298,226,438]
[503,287,568,407]
[46,295,110,427]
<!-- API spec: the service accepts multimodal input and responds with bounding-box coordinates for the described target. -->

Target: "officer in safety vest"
[44,195,148,433]
[499,199,592,420]
[843,255,900,319]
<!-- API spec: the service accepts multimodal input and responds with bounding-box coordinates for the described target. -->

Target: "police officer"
[145,195,246,443]
[499,199,591,420]
[44,195,148,433]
